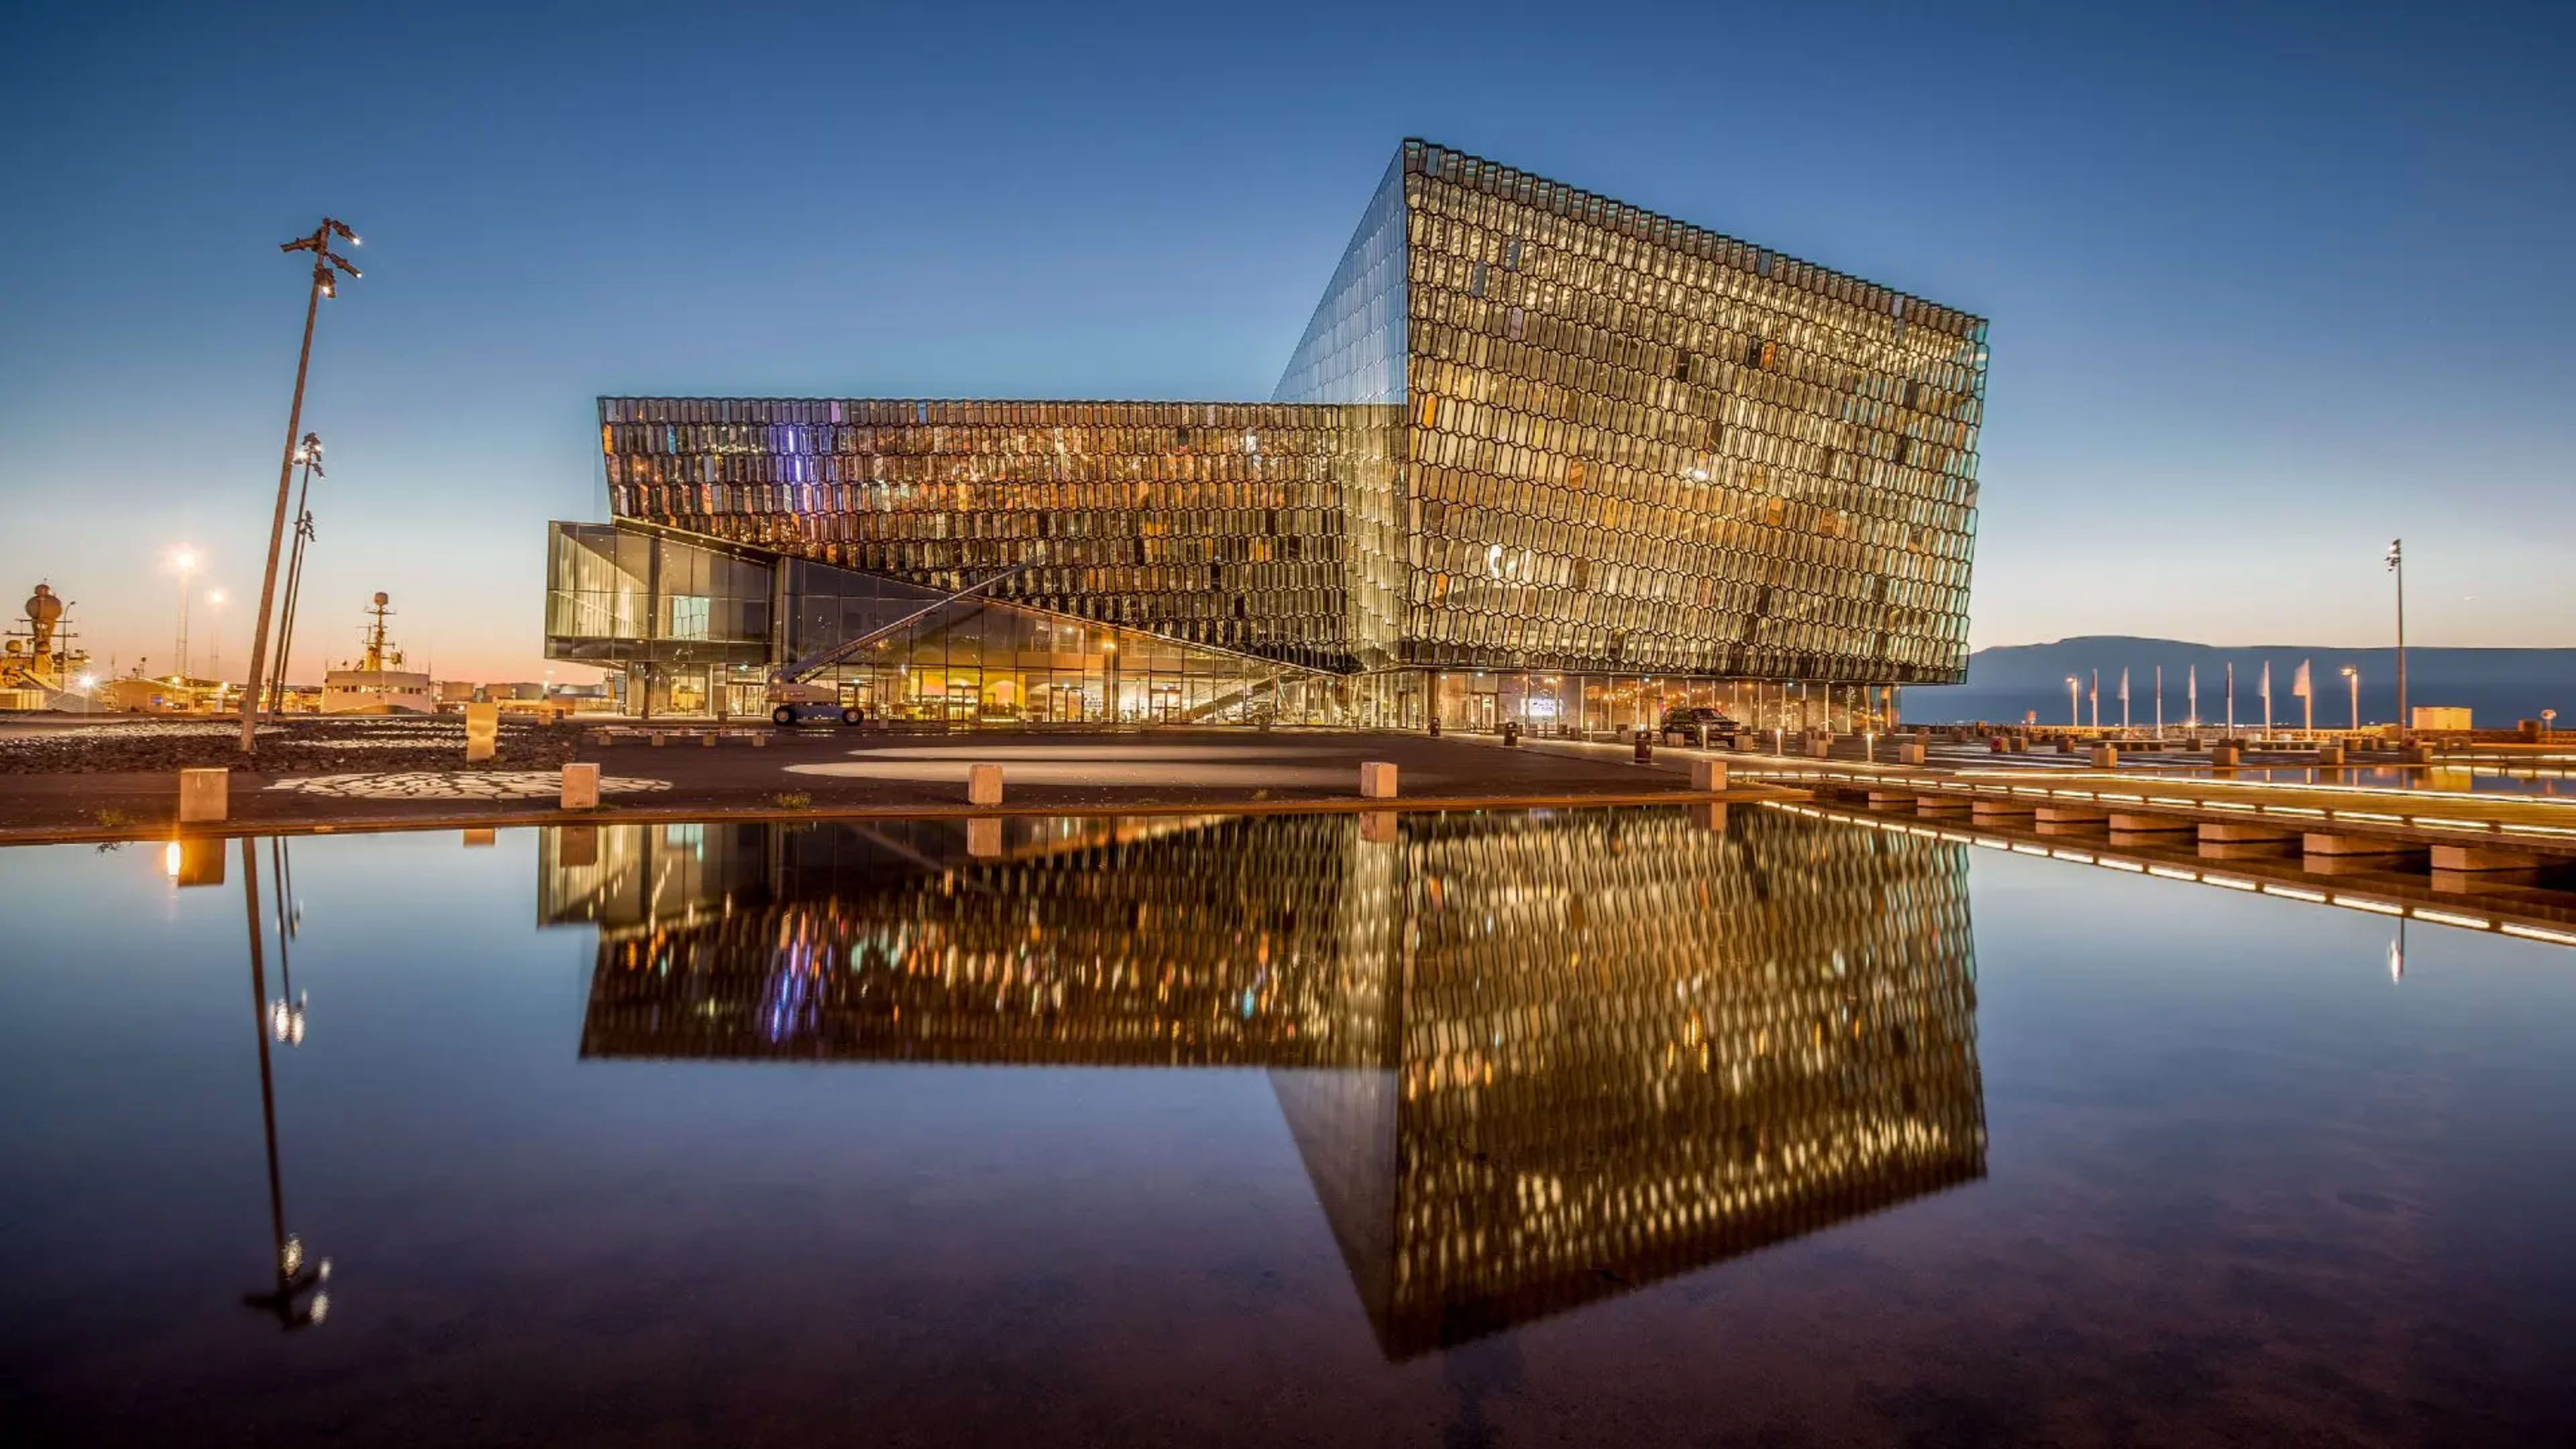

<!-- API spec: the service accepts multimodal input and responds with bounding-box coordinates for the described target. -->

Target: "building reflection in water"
[540,807,1984,1356]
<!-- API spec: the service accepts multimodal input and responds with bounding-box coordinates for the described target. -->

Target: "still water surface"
[5,807,2575,1447]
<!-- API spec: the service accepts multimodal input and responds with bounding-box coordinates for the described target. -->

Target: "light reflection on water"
[2157,763,2576,797]
[3,808,2574,1447]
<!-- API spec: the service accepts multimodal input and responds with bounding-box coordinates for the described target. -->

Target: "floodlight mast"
[237,221,360,753]
[268,435,324,713]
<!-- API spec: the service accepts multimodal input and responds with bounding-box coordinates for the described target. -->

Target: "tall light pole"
[238,220,360,754]
[270,434,325,713]
[170,547,198,680]
[2342,665,2360,731]
[2065,674,2079,727]
[2387,539,2407,738]
[207,590,227,682]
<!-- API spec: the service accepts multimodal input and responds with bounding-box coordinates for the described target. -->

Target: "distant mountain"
[1904,636,2576,728]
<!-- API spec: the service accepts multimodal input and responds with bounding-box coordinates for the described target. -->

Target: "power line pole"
[238,220,360,754]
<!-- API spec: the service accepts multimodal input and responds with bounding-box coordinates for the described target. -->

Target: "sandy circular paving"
[264,771,673,800]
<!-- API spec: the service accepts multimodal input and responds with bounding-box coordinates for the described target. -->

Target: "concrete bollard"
[2316,744,2345,765]
[2089,745,2118,767]
[1897,741,1927,765]
[967,817,1003,858]
[967,763,1004,807]
[751,733,769,749]
[178,767,228,823]
[589,730,614,747]
[2209,744,2241,767]
[560,762,600,810]
[702,731,718,748]
[464,702,500,763]
[2400,743,2432,764]
[649,731,667,747]
[1359,761,1399,799]
[2056,737,2076,754]
[1689,757,1729,792]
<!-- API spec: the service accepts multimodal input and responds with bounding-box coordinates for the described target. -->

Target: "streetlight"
[270,434,324,713]
[2065,674,2079,727]
[2341,665,2360,732]
[2387,539,2408,738]
[238,219,361,755]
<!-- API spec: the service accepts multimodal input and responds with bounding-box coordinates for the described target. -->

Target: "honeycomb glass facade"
[541,806,1986,1354]
[555,139,1986,726]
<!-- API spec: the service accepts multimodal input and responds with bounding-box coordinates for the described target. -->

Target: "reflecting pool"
[5,807,2575,1446]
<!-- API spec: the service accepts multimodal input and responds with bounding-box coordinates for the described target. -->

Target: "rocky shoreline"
[0,716,580,774]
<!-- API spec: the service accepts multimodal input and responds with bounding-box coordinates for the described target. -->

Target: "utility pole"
[238,220,360,754]
[270,435,324,713]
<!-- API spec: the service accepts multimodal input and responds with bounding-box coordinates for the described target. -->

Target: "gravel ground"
[0,716,580,774]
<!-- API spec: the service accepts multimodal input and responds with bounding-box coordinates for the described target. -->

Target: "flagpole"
[2226,661,2235,735]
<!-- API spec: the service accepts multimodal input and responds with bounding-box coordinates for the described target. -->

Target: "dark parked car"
[1659,706,1739,744]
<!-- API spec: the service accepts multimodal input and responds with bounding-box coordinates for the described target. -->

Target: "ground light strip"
[1758,800,2574,950]
[1725,761,2576,846]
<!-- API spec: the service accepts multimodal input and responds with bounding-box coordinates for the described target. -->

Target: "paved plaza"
[0,727,1718,840]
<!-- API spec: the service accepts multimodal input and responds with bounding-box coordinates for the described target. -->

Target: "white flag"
[2293,660,2312,699]
[2119,667,2130,702]
[2260,661,2271,704]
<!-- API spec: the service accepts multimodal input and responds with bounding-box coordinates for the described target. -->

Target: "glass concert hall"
[545,140,1988,729]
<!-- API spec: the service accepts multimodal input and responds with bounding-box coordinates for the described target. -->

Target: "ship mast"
[360,592,395,672]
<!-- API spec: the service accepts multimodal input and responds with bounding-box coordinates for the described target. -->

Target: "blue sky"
[3,0,2570,680]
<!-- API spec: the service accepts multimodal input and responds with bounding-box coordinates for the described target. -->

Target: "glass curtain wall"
[1426,673,1900,737]
[1392,139,1986,687]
